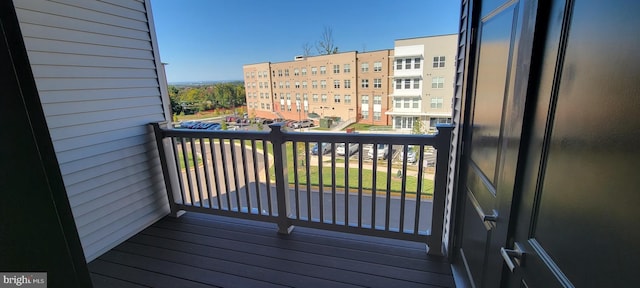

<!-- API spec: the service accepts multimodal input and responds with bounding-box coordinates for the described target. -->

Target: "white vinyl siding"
[15,0,170,261]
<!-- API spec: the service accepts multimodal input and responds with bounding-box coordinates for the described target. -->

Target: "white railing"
[152,122,453,255]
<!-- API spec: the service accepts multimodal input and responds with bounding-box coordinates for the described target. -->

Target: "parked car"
[336,143,358,156]
[367,144,390,159]
[262,119,274,124]
[292,119,315,129]
[311,143,331,155]
[399,146,417,163]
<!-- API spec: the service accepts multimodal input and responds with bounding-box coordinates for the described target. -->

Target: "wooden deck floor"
[89,213,454,288]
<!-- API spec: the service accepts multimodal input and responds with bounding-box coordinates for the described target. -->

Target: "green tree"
[412,118,425,135]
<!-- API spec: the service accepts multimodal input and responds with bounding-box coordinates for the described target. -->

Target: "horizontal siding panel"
[100,0,146,13]
[39,87,160,103]
[50,0,148,22]
[63,152,152,188]
[19,23,151,50]
[59,143,149,175]
[82,203,168,262]
[56,134,153,164]
[46,105,164,128]
[49,117,159,144]
[76,185,165,231]
[33,65,156,79]
[68,165,155,204]
[17,9,150,41]
[25,38,154,60]
[44,96,160,116]
[27,52,155,70]
[53,125,153,154]
[14,0,149,31]
[35,78,159,91]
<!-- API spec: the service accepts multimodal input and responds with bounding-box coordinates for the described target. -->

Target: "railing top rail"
[153,123,453,148]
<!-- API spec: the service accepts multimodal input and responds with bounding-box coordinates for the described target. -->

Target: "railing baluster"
[251,139,262,215]
[190,138,204,207]
[292,141,300,220]
[262,139,273,216]
[371,143,377,229]
[229,139,241,212]
[344,142,350,226]
[171,137,186,205]
[209,139,222,210]
[181,138,195,205]
[384,144,392,231]
[399,144,409,233]
[218,138,232,211]
[414,144,426,235]
[331,143,336,224]
[200,138,213,208]
[240,139,252,213]
[318,142,324,223]
[357,144,364,228]
[304,141,311,222]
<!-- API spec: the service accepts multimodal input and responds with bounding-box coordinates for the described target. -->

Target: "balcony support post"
[151,122,184,218]
[427,124,454,256]
[269,123,294,234]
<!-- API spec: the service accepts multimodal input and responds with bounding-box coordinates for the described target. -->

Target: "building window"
[296,104,301,112]
[405,58,412,69]
[395,99,401,108]
[320,66,327,74]
[312,67,317,75]
[361,62,369,72]
[302,68,307,75]
[272,70,275,77]
[404,99,410,108]
[295,81,300,88]
[312,81,318,89]
[334,80,340,88]
[334,95,341,103]
[294,69,299,76]
[259,82,263,88]
[361,79,369,88]
[374,78,382,88]
[321,94,327,102]
[362,110,369,119]
[266,103,271,110]
[344,64,351,73]
[261,103,265,109]
[278,70,283,76]
[373,95,382,105]
[396,59,402,70]
[333,64,340,73]
[374,61,382,72]
[296,93,301,100]
[414,58,421,69]
[433,56,446,68]
[286,81,290,89]
[362,95,369,105]
[396,79,402,89]
[286,93,291,100]
[404,79,411,89]
[302,81,307,89]
[279,82,284,89]
[303,93,308,101]
[431,97,443,108]
[432,77,444,88]
[373,111,381,121]
[344,94,351,103]
[312,94,318,102]
[413,79,420,89]
[260,92,264,99]
[321,80,327,89]
[285,69,289,76]
[412,97,420,108]
[344,79,351,88]
[251,72,255,78]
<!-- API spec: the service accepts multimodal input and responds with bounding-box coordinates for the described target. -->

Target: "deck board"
[89,213,454,288]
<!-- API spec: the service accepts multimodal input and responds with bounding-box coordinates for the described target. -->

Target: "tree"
[316,26,338,55]
[302,42,313,57]
[412,118,426,135]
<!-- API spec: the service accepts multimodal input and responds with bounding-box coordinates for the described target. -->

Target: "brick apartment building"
[243,34,456,129]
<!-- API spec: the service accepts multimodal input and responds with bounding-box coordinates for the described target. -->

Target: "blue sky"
[150,0,461,83]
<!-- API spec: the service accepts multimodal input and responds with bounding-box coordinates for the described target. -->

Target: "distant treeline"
[168,81,246,114]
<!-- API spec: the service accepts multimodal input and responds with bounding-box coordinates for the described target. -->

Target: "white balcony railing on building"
[152,122,453,255]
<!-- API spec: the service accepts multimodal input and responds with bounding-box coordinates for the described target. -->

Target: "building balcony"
[88,123,456,287]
